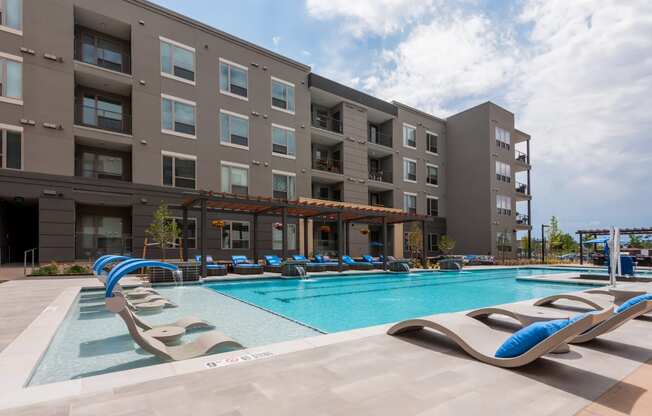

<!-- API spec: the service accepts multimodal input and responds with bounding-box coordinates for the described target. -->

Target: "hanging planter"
[319,225,331,233]
[211,219,225,229]
[359,228,369,236]
[273,222,284,230]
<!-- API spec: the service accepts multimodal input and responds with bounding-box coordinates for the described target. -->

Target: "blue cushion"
[206,264,225,269]
[314,255,324,263]
[235,263,260,268]
[495,319,570,358]
[265,256,281,266]
[362,255,374,263]
[616,294,652,314]
[231,256,248,265]
[342,255,354,264]
[293,255,307,261]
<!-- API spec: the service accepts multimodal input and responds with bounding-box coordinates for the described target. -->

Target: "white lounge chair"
[534,288,646,310]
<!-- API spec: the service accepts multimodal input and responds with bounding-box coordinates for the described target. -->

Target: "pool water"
[208,268,598,332]
[29,268,598,385]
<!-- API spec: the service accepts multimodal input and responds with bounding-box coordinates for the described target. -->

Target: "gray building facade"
[0,0,531,264]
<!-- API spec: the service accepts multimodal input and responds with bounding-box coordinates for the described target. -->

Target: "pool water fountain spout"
[173,269,184,287]
[296,265,307,279]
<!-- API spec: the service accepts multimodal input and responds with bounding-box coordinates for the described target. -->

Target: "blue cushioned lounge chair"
[231,255,263,275]
[264,255,283,273]
[292,255,326,272]
[342,255,374,270]
[313,255,346,271]
[361,255,384,268]
[195,255,227,276]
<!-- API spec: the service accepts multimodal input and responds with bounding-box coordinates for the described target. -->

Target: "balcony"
[516,213,530,226]
[311,111,342,134]
[76,103,132,135]
[515,181,529,196]
[312,158,342,174]
[368,169,392,184]
[75,29,131,74]
[368,130,392,148]
[515,150,529,164]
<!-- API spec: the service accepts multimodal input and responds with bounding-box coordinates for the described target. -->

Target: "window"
[273,223,297,250]
[273,171,296,200]
[403,193,417,214]
[219,110,249,148]
[222,221,250,249]
[403,158,417,183]
[496,231,512,252]
[403,124,416,148]
[160,37,195,83]
[271,124,296,158]
[162,152,196,189]
[77,29,128,73]
[495,161,511,183]
[0,126,21,170]
[426,131,438,154]
[81,94,127,133]
[81,152,124,180]
[426,164,438,186]
[427,233,438,251]
[427,197,438,217]
[167,217,196,249]
[219,59,248,99]
[0,55,22,101]
[0,0,21,31]
[496,126,511,150]
[221,162,249,195]
[496,195,512,216]
[271,77,295,113]
[161,95,196,137]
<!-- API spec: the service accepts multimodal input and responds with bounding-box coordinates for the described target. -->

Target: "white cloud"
[272,36,281,46]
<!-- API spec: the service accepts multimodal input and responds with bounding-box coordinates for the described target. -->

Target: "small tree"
[407,223,423,260]
[439,235,456,255]
[145,203,180,260]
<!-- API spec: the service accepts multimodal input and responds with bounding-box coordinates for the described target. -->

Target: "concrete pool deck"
[0,268,651,415]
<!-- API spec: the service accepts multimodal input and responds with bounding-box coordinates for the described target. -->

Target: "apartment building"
[0,0,531,264]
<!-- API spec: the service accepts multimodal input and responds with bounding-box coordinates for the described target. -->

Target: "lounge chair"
[106,293,242,361]
[387,307,613,368]
[361,255,385,269]
[468,294,652,344]
[342,255,374,270]
[312,255,343,271]
[195,255,228,277]
[292,255,326,272]
[534,288,647,310]
[231,255,264,275]
[131,310,213,332]
[264,255,283,273]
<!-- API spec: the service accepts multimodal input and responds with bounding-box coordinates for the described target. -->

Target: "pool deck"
[1,268,652,415]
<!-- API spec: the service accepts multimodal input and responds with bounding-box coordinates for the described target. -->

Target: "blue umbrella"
[584,237,609,244]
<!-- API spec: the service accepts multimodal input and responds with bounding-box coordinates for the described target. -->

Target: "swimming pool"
[29,268,598,385]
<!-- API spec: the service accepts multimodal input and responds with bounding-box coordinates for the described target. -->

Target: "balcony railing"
[75,233,133,259]
[515,182,529,195]
[516,150,529,164]
[311,112,343,134]
[75,35,131,74]
[368,169,392,183]
[516,213,530,225]
[79,168,129,182]
[312,158,343,174]
[76,104,132,134]
[368,131,392,148]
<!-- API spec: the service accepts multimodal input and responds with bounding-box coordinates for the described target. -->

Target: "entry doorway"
[0,198,39,264]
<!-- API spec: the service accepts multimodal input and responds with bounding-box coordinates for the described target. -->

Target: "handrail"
[24,248,37,276]
[311,111,343,134]
[76,104,132,134]
[368,131,392,147]
[515,150,529,163]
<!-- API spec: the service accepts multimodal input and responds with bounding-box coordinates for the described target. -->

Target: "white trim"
[0,25,22,36]
[402,157,418,184]
[74,124,133,138]
[271,76,295,88]
[161,150,197,160]
[161,72,196,86]
[159,36,196,52]
[0,96,22,106]
[162,129,196,140]
[426,195,439,200]
[220,160,249,169]
[425,163,439,187]
[272,169,296,177]
[272,106,296,116]
[220,90,248,101]
[220,142,249,151]
[219,108,249,119]
[219,57,248,71]
[272,153,296,160]
[0,123,23,132]
[402,123,417,149]
[271,123,295,132]
[219,58,249,101]
[425,130,439,155]
[403,191,418,196]
[270,77,295,115]
[161,152,197,189]
[161,93,196,106]
[0,51,22,62]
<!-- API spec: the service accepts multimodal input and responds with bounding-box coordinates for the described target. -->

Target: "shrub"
[63,264,91,274]
[32,262,60,276]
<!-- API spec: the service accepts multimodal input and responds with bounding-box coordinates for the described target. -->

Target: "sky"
[153,0,652,238]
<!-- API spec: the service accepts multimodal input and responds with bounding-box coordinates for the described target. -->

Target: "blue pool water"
[207,268,598,332]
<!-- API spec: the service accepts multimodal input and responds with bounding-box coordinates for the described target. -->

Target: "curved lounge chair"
[468,299,652,344]
[131,311,213,332]
[106,293,242,361]
[534,289,646,310]
[387,308,613,368]
[231,256,264,275]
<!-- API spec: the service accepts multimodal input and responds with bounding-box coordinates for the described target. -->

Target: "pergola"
[576,227,652,265]
[179,191,435,277]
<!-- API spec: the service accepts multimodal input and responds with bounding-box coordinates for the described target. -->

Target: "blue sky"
[153,0,652,238]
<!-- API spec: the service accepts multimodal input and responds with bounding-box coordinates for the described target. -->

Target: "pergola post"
[252,213,258,263]
[303,217,309,256]
[182,206,189,261]
[382,217,388,271]
[579,233,584,265]
[200,198,207,279]
[282,207,288,261]
[421,220,428,268]
[337,212,343,272]
[345,221,350,257]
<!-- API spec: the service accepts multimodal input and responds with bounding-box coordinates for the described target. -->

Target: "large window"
[496,195,512,216]
[426,164,439,186]
[0,126,21,170]
[219,59,248,99]
[273,171,296,200]
[271,77,295,113]
[161,95,196,137]
[167,217,196,249]
[80,152,124,180]
[271,124,296,158]
[222,221,250,249]
[162,152,196,189]
[427,233,438,251]
[427,196,439,217]
[495,160,511,183]
[403,193,417,214]
[403,124,417,148]
[496,126,511,150]
[0,55,22,102]
[496,231,512,252]
[0,0,21,31]
[81,94,127,133]
[273,223,297,250]
[219,110,249,148]
[426,131,438,154]
[160,37,195,83]
[77,28,129,73]
[221,162,249,195]
[403,158,417,183]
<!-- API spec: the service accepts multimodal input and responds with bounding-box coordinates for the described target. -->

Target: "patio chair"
[131,310,214,332]
[534,288,647,310]
[106,293,242,361]
[231,255,264,275]
[361,255,385,269]
[467,294,652,344]
[292,255,327,272]
[342,255,374,270]
[263,255,283,273]
[313,255,349,271]
[195,255,228,276]
[387,307,613,368]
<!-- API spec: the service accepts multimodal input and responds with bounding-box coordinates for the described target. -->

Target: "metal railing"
[311,112,343,134]
[516,182,528,194]
[516,150,529,163]
[516,213,530,225]
[312,158,343,174]
[79,168,129,181]
[76,104,132,134]
[24,248,37,276]
[368,169,392,183]
[75,35,131,74]
[368,131,392,148]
